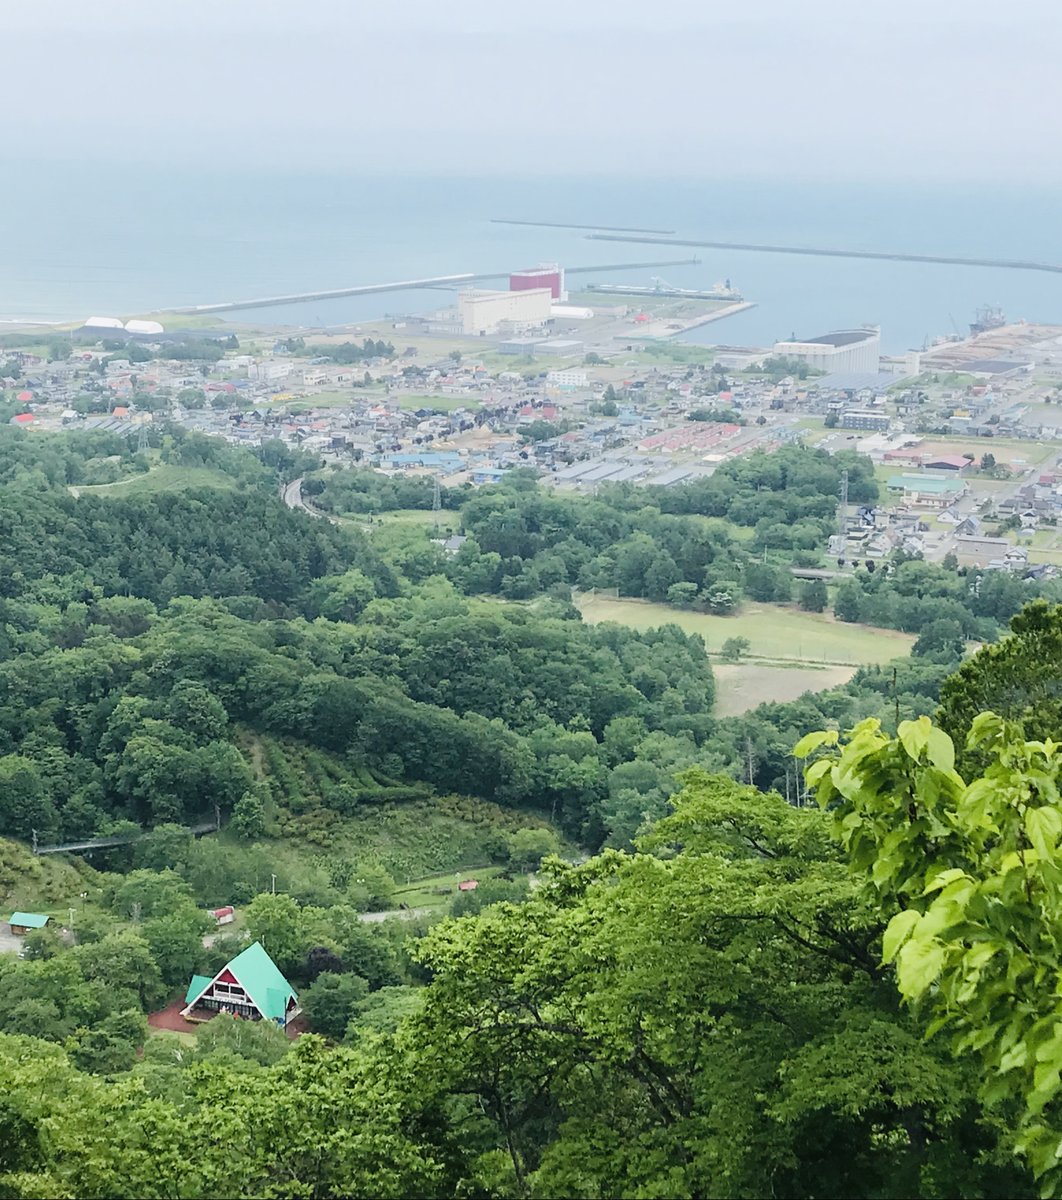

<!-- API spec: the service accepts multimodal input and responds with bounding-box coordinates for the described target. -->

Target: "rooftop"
[888,473,966,494]
[799,330,879,347]
[9,912,49,928]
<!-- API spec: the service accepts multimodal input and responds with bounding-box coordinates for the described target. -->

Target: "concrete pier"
[168,260,703,316]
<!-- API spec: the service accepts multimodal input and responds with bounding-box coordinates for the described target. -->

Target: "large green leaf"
[896,936,946,999]
[882,909,921,964]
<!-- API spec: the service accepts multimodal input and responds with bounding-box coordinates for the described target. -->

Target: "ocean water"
[4,161,1062,354]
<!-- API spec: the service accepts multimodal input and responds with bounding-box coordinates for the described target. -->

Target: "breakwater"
[585,233,1062,275]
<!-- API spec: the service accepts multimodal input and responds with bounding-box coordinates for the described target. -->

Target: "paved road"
[282,477,325,518]
[359,907,434,923]
[0,926,23,955]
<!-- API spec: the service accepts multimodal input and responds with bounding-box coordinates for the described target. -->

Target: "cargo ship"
[969,305,1005,335]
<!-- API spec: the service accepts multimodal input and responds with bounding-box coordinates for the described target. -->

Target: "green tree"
[912,617,965,662]
[301,972,370,1039]
[833,581,863,622]
[798,712,1062,1193]
[506,827,561,872]
[0,755,57,841]
[244,893,306,974]
[141,908,210,988]
[666,581,698,608]
[720,635,750,662]
[800,578,828,612]
[939,600,1062,764]
[231,788,267,840]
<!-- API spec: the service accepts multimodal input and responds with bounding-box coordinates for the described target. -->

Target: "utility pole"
[744,736,756,787]
[136,418,150,454]
[838,468,849,541]
[271,873,277,895]
[432,474,441,533]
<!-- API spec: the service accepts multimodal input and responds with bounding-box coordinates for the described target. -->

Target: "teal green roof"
[185,974,212,1006]
[186,941,297,1022]
[8,912,48,929]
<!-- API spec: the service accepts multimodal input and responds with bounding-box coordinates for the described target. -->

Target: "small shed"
[8,912,49,935]
[209,906,235,925]
[457,880,479,892]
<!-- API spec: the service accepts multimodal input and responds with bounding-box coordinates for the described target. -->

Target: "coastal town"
[6,264,1062,575]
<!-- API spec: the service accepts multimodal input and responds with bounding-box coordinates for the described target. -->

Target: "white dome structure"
[83,316,125,330]
[124,319,164,336]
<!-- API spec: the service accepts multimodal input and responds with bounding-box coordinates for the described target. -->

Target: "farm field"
[576,595,915,664]
[73,465,237,497]
[712,663,857,716]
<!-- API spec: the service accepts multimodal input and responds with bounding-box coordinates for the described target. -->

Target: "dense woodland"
[2,426,1062,1196]
[309,451,1057,638]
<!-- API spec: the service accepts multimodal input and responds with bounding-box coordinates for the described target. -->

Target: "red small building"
[458,880,479,892]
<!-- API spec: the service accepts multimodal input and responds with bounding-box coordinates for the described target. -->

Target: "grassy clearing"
[147,1026,196,1047]
[0,838,103,915]
[396,393,481,413]
[238,734,551,884]
[282,390,356,411]
[254,797,547,887]
[391,866,507,910]
[365,508,457,528]
[712,662,858,716]
[75,465,238,497]
[576,595,915,665]
[916,437,1053,468]
[628,341,717,365]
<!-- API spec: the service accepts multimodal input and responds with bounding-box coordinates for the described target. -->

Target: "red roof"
[13,413,34,424]
[16,391,32,402]
[458,880,479,891]
[210,906,234,919]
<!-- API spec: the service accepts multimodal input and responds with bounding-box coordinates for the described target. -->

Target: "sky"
[7,0,1062,180]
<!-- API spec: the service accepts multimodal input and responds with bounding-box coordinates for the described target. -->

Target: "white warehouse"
[772,327,881,374]
[458,287,552,336]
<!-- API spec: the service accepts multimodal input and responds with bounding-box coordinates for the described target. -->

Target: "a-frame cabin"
[182,941,299,1027]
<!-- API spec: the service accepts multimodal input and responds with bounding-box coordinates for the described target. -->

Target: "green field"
[576,595,915,664]
[74,465,238,497]
[279,390,355,411]
[365,508,459,529]
[390,866,507,911]
[396,393,481,413]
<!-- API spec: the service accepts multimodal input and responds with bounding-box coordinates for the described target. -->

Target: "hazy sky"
[8,0,1061,180]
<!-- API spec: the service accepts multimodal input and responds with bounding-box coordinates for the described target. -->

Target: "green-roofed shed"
[181,941,299,1027]
[8,912,49,935]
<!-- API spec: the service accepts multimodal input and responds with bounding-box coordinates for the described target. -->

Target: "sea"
[5,161,1062,355]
